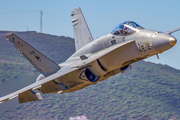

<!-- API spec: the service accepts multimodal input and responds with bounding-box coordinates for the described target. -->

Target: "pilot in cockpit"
[111,21,144,36]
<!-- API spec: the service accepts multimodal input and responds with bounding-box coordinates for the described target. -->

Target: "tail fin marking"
[6,33,60,76]
[71,7,94,51]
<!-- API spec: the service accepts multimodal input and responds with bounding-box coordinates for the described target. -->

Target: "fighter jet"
[0,7,179,104]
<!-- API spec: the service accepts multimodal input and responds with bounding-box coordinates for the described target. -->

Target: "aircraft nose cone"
[152,33,177,53]
[169,37,177,46]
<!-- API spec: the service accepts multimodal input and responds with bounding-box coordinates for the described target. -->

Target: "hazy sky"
[1,0,180,69]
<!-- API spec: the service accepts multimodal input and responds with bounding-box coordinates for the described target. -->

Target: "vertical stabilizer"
[71,7,94,51]
[6,33,60,76]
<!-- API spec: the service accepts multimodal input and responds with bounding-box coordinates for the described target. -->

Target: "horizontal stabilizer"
[0,67,78,104]
[18,90,43,104]
[40,81,67,94]
[6,33,60,76]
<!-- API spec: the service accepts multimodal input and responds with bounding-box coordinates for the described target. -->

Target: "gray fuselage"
[54,28,176,93]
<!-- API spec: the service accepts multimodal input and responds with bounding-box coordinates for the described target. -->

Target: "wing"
[71,7,93,51]
[6,33,60,76]
[0,67,78,104]
[0,40,135,104]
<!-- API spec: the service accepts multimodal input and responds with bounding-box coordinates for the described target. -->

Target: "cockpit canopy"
[111,21,144,36]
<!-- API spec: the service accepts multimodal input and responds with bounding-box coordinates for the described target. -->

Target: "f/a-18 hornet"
[0,7,179,104]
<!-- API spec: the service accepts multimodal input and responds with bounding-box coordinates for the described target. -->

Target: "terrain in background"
[0,31,180,120]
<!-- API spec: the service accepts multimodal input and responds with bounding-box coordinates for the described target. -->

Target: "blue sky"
[1,0,180,69]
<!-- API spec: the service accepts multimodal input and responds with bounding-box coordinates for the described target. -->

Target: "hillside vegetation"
[0,31,75,84]
[0,31,180,120]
